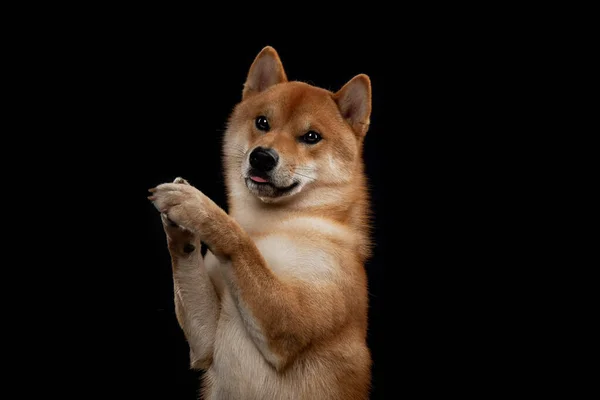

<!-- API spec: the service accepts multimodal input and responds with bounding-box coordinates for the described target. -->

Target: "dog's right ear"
[243,46,288,100]
[333,74,372,137]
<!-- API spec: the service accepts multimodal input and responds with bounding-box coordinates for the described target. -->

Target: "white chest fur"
[200,217,357,398]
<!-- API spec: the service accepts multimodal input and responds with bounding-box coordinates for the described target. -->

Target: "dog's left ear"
[333,74,372,137]
[243,46,288,100]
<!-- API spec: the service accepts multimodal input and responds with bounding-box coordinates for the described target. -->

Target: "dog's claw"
[174,177,190,185]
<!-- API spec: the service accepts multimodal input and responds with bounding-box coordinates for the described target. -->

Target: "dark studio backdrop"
[15,15,527,398]
[12,9,542,398]
[58,34,390,399]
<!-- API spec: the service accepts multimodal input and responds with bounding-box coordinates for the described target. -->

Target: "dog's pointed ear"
[242,46,288,100]
[333,74,372,137]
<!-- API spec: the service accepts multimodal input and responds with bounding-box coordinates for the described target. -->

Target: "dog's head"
[223,46,371,203]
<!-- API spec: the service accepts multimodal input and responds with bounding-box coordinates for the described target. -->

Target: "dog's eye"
[255,116,270,131]
[300,131,322,144]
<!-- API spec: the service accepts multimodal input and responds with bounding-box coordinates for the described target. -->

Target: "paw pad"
[183,243,196,254]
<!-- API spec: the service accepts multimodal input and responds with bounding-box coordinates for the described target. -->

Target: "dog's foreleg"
[159,182,219,371]
[150,180,349,372]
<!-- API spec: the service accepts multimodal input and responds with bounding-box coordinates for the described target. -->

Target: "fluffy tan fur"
[149,46,373,399]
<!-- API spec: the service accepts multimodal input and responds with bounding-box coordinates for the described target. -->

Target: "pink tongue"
[250,176,268,183]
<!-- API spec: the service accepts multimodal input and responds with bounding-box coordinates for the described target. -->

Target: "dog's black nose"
[249,147,279,172]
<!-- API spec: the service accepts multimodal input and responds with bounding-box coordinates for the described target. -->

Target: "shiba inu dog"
[149,46,373,399]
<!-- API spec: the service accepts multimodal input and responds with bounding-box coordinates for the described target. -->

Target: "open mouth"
[245,176,299,197]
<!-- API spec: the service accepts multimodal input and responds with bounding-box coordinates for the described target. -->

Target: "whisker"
[287,164,314,170]
[222,145,247,160]
[293,171,317,181]
[223,153,246,158]
[225,147,245,153]
[292,168,317,174]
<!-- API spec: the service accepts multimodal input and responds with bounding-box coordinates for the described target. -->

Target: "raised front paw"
[161,213,199,256]
[148,177,209,234]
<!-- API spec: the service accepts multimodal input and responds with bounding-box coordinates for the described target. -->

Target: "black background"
[19,17,519,398]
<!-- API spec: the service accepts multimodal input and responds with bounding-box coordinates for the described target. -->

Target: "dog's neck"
[224,163,371,259]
